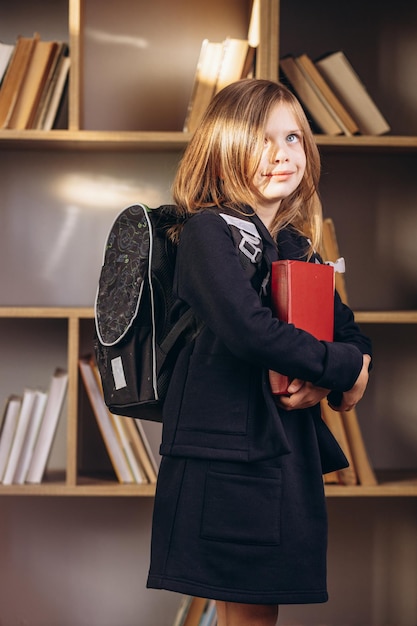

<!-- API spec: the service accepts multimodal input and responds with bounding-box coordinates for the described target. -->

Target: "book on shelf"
[182,597,209,626]
[32,42,68,128]
[36,53,70,130]
[184,37,255,134]
[90,356,158,484]
[134,418,159,476]
[0,395,22,481]
[294,53,359,136]
[199,599,217,626]
[2,388,37,485]
[214,37,254,95]
[172,597,216,626]
[320,217,377,487]
[25,368,69,484]
[183,0,259,134]
[280,55,343,135]
[118,417,157,484]
[13,390,48,484]
[172,595,194,626]
[269,260,335,395]
[79,356,135,484]
[340,408,377,486]
[0,33,70,131]
[0,41,15,84]
[109,412,148,483]
[7,37,59,129]
[0,34,38,128]
[315,50,390,136]
[320,398,358,485]
[183,39,223,133]
[321,217,348,304]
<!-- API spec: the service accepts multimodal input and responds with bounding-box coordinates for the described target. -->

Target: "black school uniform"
[147,208,371,605]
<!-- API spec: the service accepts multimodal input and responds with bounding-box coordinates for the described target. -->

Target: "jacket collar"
[244,209,310,264]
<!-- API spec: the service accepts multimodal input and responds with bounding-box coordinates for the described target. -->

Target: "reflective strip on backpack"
[142,205,159,401]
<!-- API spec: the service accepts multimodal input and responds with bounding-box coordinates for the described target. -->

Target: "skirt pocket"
[179,354,251,434]
[200,467,282,545]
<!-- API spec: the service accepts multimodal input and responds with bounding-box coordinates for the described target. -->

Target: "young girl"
[147,79,372,626]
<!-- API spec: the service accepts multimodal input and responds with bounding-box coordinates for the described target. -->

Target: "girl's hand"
[329,354,371,412]
[276,379,330,411]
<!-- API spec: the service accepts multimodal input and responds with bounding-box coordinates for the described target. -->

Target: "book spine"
[269,262,291,394]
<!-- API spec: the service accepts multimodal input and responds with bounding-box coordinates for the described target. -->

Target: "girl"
[147,79,371,626]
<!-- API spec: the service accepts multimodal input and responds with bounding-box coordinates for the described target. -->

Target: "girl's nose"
[270,143,289,162]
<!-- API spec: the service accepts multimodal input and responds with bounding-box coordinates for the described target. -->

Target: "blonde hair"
[173,78,322,252]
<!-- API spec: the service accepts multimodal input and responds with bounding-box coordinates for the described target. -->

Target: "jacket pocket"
[200,465,282,545]
[179,354,251,434]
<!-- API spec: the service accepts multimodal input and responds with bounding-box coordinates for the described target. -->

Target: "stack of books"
[183,0,260,134]
[319,218,377,487]
[183,36,256,133]
[0,368,68,485]
[0,33,70,131]
[79,356,158,485]
[280,51,390,136]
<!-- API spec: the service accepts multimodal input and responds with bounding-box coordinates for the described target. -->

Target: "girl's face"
[253,102,306,222]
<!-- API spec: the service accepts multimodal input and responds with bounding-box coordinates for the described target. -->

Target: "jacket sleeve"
[176,212,364,394]
[334,290,372,357]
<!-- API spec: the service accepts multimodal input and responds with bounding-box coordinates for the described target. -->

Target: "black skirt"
[147,410,330,605]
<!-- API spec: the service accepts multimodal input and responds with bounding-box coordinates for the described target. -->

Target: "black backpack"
[93,203,198,422]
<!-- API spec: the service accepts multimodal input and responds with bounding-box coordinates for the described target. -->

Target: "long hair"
[172,78,322,251]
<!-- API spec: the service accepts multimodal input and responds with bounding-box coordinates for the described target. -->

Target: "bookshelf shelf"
[1,130,417,153]
[0,130,191,151]
[0,470,416,498]
[0,306,93,319]
[354,310,417,324]
[316,134,417,152]
[1,0,416,623]
[325,471,417,498]
[5,307,417,324]
[0,480,157,497]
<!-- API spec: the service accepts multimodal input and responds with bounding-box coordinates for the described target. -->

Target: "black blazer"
[160,208,371,468]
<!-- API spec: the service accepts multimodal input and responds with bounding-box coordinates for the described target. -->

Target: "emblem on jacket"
[220,213,263,263]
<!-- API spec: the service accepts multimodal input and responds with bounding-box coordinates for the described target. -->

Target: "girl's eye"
[287,133,300,143]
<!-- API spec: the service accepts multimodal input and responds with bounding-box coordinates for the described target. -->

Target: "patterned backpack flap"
[94,203,196,422]
[95,204,150,347]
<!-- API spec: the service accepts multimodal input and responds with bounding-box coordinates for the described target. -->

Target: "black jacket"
[160,208,371,466]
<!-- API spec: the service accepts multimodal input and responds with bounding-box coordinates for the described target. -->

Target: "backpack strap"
[219,212,268,295]
[159,307,197,357]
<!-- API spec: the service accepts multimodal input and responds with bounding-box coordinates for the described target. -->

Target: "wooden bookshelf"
[0,0,416,624]
[2,130,417,152]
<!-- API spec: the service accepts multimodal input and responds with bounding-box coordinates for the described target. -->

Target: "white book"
[183,39,223,133]
[0,41,14,84]
[78,358,134,484]
[13,390,48,484]
[214,37,250,94]
[3,389,37,484]
[26,369,68,484]
[0,395,22,480]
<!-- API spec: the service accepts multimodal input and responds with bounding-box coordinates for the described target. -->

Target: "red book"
[269,260,335,395]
